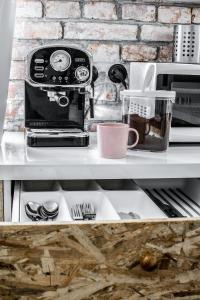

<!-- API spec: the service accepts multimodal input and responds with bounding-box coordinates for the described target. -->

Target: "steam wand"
[84,66,98,119]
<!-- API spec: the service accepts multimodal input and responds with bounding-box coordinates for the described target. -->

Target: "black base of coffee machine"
[26,129,89,147]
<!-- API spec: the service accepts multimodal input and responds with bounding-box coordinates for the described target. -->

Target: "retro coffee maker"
[25,45,97,147]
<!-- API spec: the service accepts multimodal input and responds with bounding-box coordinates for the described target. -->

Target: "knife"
[145,189,184,218]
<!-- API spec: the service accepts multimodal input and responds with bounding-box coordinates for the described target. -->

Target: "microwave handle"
[172,87,200,94]
[171,82,200,94]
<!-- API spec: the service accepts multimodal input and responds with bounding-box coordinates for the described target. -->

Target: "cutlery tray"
[105,191,166,219]
[96,179,166,219]
[96,179,138,191]
[15,178,200,222]
[135,178,200,218]
[60,180,99,191]
[19,191,71,222]
[64,191,120,221]
[13,181,121,222]
[22,180,60,192]
[12,179,168,222]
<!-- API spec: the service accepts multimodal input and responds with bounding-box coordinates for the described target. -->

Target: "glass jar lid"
[120,90,176,101]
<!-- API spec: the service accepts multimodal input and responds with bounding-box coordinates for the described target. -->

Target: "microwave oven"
[130,62,200,144]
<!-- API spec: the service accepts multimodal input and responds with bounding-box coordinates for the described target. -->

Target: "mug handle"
[127,128,139,149]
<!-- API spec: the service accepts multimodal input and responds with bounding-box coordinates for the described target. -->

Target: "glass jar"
[121,90,176,151]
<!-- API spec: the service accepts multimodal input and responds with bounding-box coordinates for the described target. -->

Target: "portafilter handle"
[47,91,70,107]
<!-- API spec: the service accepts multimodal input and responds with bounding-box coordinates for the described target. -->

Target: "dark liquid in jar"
[122,113,171,151]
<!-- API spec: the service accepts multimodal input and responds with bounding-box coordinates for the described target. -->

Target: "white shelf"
[1,131,200,180]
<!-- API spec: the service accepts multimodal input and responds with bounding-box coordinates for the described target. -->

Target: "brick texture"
[122,4,156,22]
[87,43,120,62]
[64,22,138,41]
[16,0,42,18]
[14,21,62,39]
[192,8,200,23]
[141,25,174,41]
[46,1,81,19]
[122,44,157,61]
[8,81,24,100]
[10,61,25,80]
[12,40,41,61]
[84,2,117,20]
[157,45,173,62]
[6,0,197,130]
[158,6,191,24]
[5,100,24,131]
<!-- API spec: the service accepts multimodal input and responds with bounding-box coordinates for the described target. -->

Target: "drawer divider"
[12,181,20,222]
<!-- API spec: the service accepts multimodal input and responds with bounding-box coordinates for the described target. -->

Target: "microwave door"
[171,82,200,95]
[171,82,200,126]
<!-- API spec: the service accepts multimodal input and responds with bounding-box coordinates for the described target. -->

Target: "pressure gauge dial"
[50,50,71,72]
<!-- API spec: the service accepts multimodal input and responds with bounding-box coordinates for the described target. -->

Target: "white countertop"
[1,131,200,180]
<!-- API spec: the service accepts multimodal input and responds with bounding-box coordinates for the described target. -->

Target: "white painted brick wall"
[122,44,157,61]
[10,61,25,80]
[16,0,42,18]
[122,4,156,22]
[46,1,81,19]
[64,22,138,41]
[157,45,173,62]
[141,25,174,41]
[14,21,62,39]
[84,2,117,20]
[192,8,200,23]
[8,81,24,100]
[87,43,120,62]
[5,99,24,130]
[12,40,41,61]
[158,6,191,23]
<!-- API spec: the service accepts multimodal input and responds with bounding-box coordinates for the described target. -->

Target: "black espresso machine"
[25,45,96,147]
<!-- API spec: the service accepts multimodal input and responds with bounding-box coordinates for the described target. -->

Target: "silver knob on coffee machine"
[47,91,70,107]
[75,66,90,82]
[57,95,69,107]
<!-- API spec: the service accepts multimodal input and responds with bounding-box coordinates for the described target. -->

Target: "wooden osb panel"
[0,220,199,299]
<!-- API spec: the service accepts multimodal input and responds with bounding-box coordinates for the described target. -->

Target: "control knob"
[57,95,70,107]
[75,66,89,82]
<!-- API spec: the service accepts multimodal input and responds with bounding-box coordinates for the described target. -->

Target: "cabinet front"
[0,220,200,299]
[0,180,200,299]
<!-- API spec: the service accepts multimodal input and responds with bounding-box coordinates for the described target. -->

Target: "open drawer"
[12,178,200,222]
[12,179,167,222]
[4,179,200,299]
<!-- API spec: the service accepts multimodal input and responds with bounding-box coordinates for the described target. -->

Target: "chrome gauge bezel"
[50,50,71,72]
[75,66,90,82]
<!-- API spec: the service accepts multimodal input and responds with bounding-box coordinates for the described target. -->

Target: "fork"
[80,203,96,220]
[71,204,83,220]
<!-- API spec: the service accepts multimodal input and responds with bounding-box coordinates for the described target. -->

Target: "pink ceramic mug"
[97,123,139,159]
